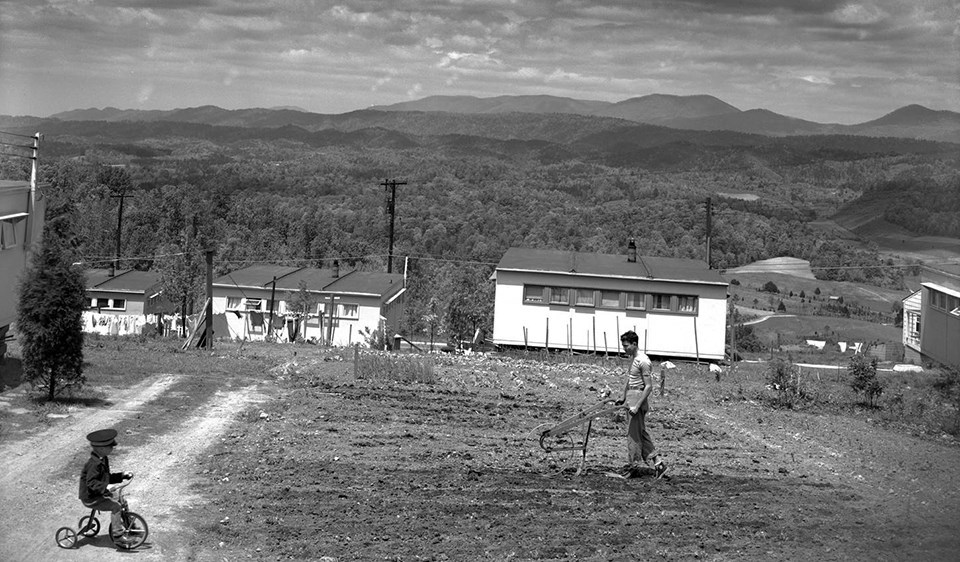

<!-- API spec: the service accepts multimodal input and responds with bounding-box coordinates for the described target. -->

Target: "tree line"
[3,129,955,342]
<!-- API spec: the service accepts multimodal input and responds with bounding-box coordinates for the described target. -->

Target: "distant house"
[918,264,960,369]
[83,269,168,336]
[492,245,728,360]
[901,289,922,364]
[211,263,405,345]
[0,176,45,357]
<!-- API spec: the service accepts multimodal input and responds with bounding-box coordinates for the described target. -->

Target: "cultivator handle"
[538,400,624,451]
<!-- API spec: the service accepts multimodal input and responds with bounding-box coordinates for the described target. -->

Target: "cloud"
[799,75,835,85]
[0,0,956,121]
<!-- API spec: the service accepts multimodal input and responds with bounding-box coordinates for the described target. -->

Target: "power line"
[71,248,958,274]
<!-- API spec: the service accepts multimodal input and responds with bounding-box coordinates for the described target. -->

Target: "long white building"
[492,246,728,360]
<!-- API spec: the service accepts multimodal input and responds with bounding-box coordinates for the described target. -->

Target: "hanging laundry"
[250,311,264,327]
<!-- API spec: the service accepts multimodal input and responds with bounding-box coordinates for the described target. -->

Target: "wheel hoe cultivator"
[537,399,625,474]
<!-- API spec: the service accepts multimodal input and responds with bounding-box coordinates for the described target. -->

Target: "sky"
[1,0,957,124]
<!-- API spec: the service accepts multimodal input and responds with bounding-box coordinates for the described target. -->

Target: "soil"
[1,350,958,561]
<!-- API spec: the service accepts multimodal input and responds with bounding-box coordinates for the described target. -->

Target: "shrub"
[849,355,883,407]
[761,281,779,293]
[764,357,806,409]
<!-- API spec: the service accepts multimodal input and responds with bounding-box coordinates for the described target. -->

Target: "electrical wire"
[68,248,959,274]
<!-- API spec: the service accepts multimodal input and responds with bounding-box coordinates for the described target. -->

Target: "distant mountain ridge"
[371,94,960,142]
[13,94,960,143]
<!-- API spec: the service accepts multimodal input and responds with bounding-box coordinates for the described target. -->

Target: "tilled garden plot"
[184,355,960,561]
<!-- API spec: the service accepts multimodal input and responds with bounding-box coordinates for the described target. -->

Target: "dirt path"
[0,374,265,562]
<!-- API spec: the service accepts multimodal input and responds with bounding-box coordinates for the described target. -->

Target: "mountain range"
[22,94,960,143]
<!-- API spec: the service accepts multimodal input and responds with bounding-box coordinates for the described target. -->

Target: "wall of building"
[902,290,922,359]
[211,288,392,346]
[920,284,960,369]
[0,182,43,330]
[492,270,727,360]
[87,291,148,316]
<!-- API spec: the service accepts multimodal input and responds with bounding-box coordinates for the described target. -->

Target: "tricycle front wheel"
[110,511,148,550]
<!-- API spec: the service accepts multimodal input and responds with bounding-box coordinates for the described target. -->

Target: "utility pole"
[109,188,134,276]
[268,276,277,341]
[205,249,214,350]
[381,178,407,273]
[704,196,712,269]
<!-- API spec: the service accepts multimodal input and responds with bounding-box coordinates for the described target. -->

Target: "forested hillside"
[1,110,957,341]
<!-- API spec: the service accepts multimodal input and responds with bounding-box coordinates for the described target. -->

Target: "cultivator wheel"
[527,423,579,471]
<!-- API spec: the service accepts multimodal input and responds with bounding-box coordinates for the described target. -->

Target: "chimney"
[627,238,637,263]
[332,259,340,278]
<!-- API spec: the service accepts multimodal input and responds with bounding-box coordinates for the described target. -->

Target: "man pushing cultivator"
[616,330,667,479]
[536,330,667,479]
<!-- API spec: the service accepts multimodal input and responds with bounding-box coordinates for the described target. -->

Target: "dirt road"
[0,374,265,561]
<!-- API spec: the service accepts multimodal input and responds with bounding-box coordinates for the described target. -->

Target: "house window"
[907,311,921,338]
[948,295,960,316]
[575,289,595,307]
[245,298,262,311]
[600,290,621,309]
[226,297,242,309]
[625,292,646,310]
[339,304,358,318]
[92,298,126,311]
[0,215,26,250]
[678,295,698,313]
[548,287,569,305]
[651,294,671,311]
[523,285,545,304]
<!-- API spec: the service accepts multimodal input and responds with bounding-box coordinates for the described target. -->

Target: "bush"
[761,281,779,293]
[849,355,883,407]
[764,357,806,409]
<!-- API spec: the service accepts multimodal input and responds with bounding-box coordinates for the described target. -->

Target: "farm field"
[1,341,958,561]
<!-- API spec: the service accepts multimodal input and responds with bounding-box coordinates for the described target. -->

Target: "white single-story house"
[492,245,728,360]
[901,289,922,364]
[918,264,960,369]
[211,263,405,346]
[83,269,169,336]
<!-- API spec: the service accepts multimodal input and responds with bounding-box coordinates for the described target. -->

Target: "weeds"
[355,351,435,384]
[764,357,809,409]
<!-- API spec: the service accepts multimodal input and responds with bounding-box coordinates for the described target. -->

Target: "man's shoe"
[655,462,668,479]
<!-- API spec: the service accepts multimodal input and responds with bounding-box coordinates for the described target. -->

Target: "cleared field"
[726,257,816,279]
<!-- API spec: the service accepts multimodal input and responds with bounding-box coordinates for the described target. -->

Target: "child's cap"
[87,429,118,447]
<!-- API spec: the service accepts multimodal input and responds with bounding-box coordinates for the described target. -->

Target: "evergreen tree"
[17,207,87,401]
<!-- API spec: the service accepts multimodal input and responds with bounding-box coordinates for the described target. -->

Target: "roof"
[923,282,960,300]
[213,264,405,298]
[495,247,727,286]
[326,271,405,296]
[86,269,161,294]
[214,265,301,289]
[0,180,30,190]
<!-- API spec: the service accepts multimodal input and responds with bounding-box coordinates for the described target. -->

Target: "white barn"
[492,246,728,360]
